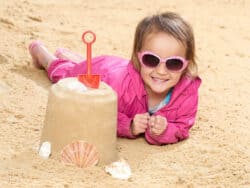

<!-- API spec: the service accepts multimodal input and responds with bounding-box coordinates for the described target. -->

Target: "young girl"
[29,12,201,145]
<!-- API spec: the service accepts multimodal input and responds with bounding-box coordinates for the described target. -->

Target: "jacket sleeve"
[145,92,199,145]
[117,112,137,139]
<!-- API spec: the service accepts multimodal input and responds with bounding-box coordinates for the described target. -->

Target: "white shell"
[58,78,88,93]
[39,141,51,159]
[105,159,132,180]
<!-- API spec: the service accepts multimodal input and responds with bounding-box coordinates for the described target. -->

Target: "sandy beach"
[0,0,249,187]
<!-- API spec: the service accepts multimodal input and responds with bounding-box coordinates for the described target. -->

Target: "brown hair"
[131,12,198,79]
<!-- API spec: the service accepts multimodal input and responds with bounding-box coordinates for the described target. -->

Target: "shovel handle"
[82,31,96,75]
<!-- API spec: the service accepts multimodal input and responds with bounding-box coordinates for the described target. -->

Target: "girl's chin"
[145,82,172,95]
[150,87,170,95]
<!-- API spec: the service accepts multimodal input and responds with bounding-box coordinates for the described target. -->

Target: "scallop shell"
[61,140,99,168]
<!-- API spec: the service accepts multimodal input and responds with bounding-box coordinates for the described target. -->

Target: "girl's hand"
[148,115,167,136]
[131,113,150,136]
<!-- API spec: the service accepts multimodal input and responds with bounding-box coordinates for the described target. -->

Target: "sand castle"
[39,77,118,166]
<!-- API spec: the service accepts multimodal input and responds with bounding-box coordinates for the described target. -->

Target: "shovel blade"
[78,74,100,89]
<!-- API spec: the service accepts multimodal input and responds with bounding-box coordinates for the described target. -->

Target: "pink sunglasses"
[138,51,188,72]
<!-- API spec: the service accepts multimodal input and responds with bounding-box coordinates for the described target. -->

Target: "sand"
[0,0,249,187]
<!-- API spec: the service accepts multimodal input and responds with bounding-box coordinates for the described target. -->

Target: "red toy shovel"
[78,31,100,88]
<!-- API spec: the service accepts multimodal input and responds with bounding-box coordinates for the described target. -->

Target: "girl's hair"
[131,12,198,79]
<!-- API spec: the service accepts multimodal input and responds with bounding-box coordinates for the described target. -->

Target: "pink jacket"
[48,55,201,145]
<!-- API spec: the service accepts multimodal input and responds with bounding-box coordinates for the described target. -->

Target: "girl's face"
[140,32,186,97]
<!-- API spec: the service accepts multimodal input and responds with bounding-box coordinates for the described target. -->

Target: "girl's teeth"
[153,78,166,83]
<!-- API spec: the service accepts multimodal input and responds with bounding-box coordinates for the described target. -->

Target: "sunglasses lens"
[166,59,184,71]
[142,54,159,67]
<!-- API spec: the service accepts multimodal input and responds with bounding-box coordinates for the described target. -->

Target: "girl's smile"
[151,76,169,84]
[152,77,169,83]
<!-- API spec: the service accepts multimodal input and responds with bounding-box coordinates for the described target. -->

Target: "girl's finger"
[135,121,148,129]
[155,115,166,124]
[135,125,148,134]
[138,119,149,125]
[149,116,156,125]
[151,128,161,135]
[154,121,166,129]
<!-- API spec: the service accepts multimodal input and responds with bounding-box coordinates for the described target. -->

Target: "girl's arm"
[117,112,137,139]
[144,92,199,145]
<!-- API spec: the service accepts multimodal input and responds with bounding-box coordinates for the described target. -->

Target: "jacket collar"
[167,75,201,107]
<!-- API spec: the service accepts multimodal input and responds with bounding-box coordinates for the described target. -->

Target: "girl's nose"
[155,61,167,74]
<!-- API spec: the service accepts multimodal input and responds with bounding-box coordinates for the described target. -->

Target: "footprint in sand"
[0,17,15,28]
[27,15,42,22]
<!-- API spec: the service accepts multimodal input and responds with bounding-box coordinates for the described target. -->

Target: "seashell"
[61,140,99,168]
[39,141,51,159]
[105,159,132,180]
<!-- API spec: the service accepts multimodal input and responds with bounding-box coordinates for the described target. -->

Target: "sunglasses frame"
[138,51,188,72]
